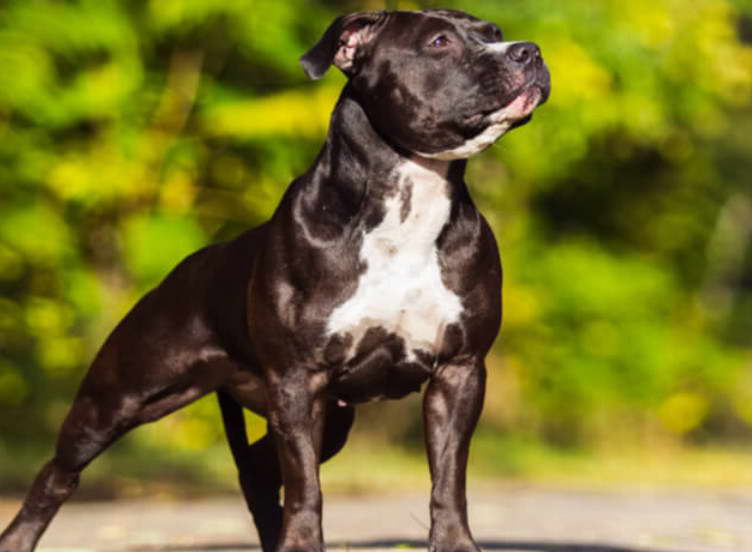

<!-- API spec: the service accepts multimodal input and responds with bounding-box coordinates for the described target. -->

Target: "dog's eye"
[486,25,503,42]
[429,35,450,48]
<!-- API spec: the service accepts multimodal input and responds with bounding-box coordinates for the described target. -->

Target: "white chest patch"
[325,159,464,361]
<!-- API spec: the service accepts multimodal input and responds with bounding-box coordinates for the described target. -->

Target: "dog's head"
[301,9,550,160]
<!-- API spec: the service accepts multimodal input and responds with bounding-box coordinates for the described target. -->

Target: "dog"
[0,9,549,552]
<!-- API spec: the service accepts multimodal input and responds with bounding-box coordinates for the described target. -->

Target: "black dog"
[0,9,549,552]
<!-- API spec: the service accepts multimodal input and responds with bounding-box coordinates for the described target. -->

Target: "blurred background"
[0,0,751,499]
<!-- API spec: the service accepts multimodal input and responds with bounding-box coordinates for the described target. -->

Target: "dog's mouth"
[504,86,543,128]
[465,79,548,130]
[495,84,546,121]
[477,64,551,127]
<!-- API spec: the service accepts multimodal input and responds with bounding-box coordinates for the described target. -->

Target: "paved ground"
[1,487,750,552]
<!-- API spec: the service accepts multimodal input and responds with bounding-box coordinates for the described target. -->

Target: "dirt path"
[1,487,750,552]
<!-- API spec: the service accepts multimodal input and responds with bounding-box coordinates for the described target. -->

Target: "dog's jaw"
[416,86,543,161]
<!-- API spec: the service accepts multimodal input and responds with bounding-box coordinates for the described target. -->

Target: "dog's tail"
[216,389,251,465]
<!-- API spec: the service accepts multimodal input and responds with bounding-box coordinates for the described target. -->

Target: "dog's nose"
[506,42,541,67]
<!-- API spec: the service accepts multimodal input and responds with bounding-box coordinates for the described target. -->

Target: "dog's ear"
[300,11,387,80]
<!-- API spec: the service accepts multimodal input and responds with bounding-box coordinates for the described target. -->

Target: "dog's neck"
[288,85,472,241]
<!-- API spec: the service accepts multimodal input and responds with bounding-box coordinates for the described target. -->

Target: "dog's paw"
[0,533,35,552]
[277,536,325,552]
[429,533,482,552]
[429,541,482,552]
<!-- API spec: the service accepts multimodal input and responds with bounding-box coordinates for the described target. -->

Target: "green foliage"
[500,238,745,446]
[122,214,206,289]
[0,0,751,487]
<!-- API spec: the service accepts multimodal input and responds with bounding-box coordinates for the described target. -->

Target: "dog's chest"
[325,160,464,377]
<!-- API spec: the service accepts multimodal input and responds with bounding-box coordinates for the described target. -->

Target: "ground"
[1,486,750,552]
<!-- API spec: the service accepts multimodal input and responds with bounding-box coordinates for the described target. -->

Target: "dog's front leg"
[266,369,328,552]
[423,358,486,552]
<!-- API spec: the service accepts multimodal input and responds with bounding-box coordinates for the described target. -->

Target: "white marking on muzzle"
[485,40,524,55]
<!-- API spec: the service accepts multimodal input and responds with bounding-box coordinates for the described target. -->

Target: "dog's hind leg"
[0,297,237,552]
[218,390,283,552]
[218,391,354,552]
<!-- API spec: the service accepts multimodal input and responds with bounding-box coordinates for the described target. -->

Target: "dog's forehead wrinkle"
[422,8,483,23]
[420,9,503,43]
[420,15,459,35]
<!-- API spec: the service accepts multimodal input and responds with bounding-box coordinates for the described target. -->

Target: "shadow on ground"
[138,539,685,552]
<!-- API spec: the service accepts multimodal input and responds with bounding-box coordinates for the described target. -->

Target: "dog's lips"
[467,72,548,129]
[481,85,543,126]
[514,86,543,114]
[495,59,550,113]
